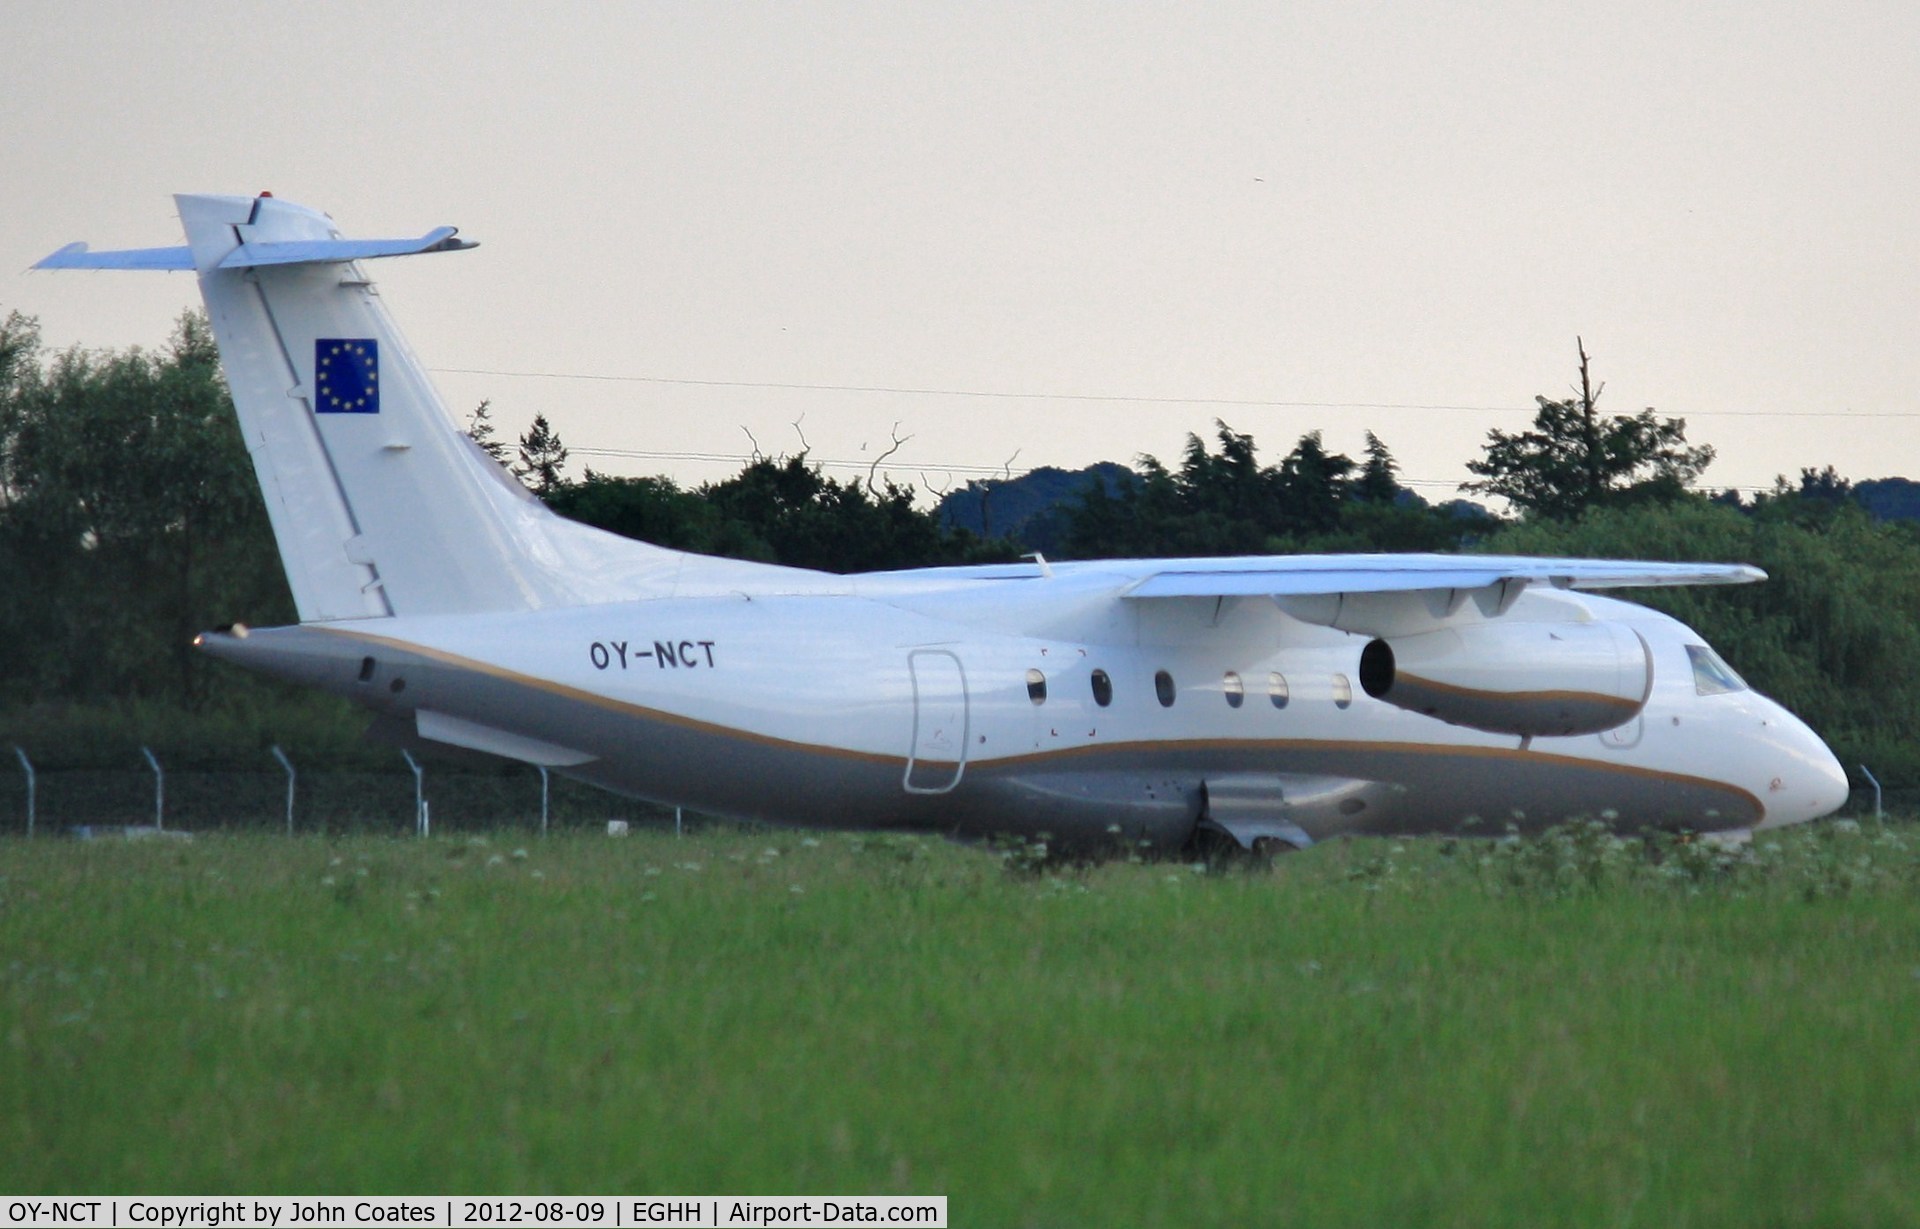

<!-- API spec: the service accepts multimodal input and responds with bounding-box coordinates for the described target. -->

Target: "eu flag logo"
[315,339,379,413]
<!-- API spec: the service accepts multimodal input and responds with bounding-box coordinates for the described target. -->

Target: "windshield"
[1686,644,1748,696]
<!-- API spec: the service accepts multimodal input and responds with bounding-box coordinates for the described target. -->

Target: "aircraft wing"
[1119,554,1764,600]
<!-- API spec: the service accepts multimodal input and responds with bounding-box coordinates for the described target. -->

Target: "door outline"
[1600,632,1654,750]
[1599,715,1644,750]
[904,649,969,794]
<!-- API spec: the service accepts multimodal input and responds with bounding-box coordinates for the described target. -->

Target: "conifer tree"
[465,399,510,463]
[515,412,570,496]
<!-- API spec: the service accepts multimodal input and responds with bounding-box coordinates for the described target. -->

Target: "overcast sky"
[6,1,1917,502]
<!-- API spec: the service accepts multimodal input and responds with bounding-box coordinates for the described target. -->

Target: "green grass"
[4,823,1920,1227]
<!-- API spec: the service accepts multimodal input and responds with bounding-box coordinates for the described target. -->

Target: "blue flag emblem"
[315,339,379,413]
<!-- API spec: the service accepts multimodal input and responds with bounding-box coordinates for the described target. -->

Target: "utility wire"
[434,365,1917,419]
[577,446,1505,494]
[469,368,1877,499]
[575,444,1787,499]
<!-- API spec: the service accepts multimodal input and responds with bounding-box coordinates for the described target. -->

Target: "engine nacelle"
[1358,620,1651,738]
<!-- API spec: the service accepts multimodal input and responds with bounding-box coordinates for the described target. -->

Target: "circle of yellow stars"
[315,340,378,412]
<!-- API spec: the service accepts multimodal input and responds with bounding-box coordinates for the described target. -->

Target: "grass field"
[4,821,1919,1227]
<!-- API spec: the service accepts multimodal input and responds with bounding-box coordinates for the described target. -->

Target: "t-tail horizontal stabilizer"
[34,227,475,272]
[38,193,817,623]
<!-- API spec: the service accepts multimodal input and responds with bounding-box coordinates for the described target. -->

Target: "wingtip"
[419,226,479,254]
[31,241,88,270]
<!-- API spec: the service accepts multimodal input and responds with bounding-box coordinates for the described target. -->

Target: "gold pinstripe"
[315,626,1762,816]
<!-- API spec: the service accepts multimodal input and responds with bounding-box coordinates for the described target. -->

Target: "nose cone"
[1758,709,1852,829]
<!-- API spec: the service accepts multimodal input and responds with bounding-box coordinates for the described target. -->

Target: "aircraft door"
[905,649,969,794]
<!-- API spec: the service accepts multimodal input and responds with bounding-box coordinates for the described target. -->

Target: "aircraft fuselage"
[202,578,1847,847]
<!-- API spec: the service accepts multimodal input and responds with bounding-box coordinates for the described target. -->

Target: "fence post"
[12,746,33,838]
[271,745,296,835]
[401,750,426,837]
[1860,764,1883,820]
[538,765,550,838]
[140,746,164,831]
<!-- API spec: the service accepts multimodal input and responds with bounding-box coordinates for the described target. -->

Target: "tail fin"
[42,193,806,620]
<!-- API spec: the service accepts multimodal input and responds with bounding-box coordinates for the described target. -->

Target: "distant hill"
[1855,478,1920,522]
[1434,497,1499,521]
[937,463,1136,553]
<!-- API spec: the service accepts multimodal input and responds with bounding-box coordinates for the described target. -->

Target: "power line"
[480,367,1894,501]
[439,366,1522,412]
[573,446,1014,478]
[434,365,1919,419]
[577,445,1795,500]
[573,445,1470,492]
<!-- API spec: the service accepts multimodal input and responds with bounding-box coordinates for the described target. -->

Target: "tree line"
[0,311,289,710]
[3,311,1915,789]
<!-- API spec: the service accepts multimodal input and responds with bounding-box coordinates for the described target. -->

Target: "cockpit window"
[1686,645,1747,696]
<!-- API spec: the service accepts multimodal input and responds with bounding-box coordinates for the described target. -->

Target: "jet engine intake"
[1358,621,1652,738]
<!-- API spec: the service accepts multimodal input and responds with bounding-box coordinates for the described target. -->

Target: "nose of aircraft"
[1758,706,1852,828]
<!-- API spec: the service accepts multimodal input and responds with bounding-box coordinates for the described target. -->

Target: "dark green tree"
[1791,465,1853,505]
[1464,340,1714,520]
[700,455,1002,572]
[465,398,511,464]
[0,309,291,705]
[514,412,570,496]
[1274,430,1355,534]
[1353,430,1404,504]
[547,456,1010,573]
[1062,422,1471,558]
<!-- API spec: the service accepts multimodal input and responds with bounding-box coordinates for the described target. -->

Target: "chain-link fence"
[2,753,683,836]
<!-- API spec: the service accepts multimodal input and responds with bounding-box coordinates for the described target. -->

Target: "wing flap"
[1127,566,1516,599]
[1122,555,1764,601]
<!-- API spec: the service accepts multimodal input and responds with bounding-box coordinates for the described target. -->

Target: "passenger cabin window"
[1090,668,1113,707]
[1154,669,1177,708]
[1332,673,1353,710]
[1269,672,1290,709]
[1026,668,1048,704]
[1223,671,1245,708]
[1687,645,1747,696]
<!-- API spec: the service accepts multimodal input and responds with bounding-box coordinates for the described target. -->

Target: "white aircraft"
[38,194,1850,850]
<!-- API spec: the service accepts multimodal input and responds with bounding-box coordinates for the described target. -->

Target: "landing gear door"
[905,649,969,794]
